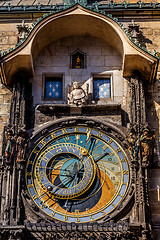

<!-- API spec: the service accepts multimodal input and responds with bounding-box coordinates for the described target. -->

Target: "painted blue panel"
[118,151,125,159]
[44,207,53,215]
[35,198,42,206]
[110,141,118,149]
[45,152,53,159]
[29,187,36,196]
[112,195,122,206]
[44,135,52,143]
[67,217,77,222]
[122,162,128,170]
[39,160,47,167]
[55,130,63,136]
[41,177,49,185]
[119,184,127,196]
[90,129,98,136]
[78,127,87,133]
[54,212,65,221]
[45,80,62,99]
[102,135,110,142]
[93,78,110,98]
[79,216,91,222]
[36,143,44,151]
[103,205,114,214]
[65,127,77,133]
[27,178,32,185]
[92,212,103,220]
[123,174,129,184]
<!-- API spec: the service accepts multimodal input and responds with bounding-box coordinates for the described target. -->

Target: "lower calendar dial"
[26,125,130,223]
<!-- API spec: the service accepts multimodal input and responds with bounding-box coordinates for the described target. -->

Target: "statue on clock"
[5,130,16,163]
[139,128,155,167]
[68,81,89,106]
[16,131,27,163]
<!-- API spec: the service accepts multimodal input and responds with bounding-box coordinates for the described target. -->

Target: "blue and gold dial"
[26,126,130,223]
[34,143,96,199]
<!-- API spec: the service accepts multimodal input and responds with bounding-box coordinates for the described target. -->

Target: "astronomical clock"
[1,2,158,240]
[26,119,131,226]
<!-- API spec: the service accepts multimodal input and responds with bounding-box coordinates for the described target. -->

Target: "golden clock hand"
[50,173,73,177]
[94,152,109,163]
[88,137,96,152]
[40,166,72,173]
[77,152,108,175]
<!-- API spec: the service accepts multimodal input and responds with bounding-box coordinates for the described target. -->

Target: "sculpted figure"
[139,128,155,166]
[75,55,81,68]
[126,132,138,161]
[68,81,88,106]
[16,131,27,163]
[5,130,16,162]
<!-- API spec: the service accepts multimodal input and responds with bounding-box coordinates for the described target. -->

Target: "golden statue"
[76,55,81,68]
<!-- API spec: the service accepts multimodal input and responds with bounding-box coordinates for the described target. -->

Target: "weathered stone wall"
[33,35,122,107]
[0,23,23,155]
[0,83,12,155]
[0,23,18,52]
[0,16,160,239]
[138,21,160,240]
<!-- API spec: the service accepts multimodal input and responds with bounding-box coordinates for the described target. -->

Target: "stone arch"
[1,4,158,84]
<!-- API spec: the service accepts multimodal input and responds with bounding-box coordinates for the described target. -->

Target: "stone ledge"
[36,103,121,116]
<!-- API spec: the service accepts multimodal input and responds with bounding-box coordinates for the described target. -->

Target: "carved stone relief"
[67,81,89,106]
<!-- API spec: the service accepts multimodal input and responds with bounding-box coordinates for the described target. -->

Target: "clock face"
[26,125,130,223]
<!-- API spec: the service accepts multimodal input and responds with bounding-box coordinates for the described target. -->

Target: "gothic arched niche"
[70,49,86,69]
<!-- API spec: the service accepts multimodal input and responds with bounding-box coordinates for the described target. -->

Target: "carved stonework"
[16,20,29,41]
[129,74,146,133]
[0,129,28,227]
[16,131,27,163]
[4,130,16,163]
[126,131,139,161]
[8,80,26,135]
[128,19,139,41]
[139,128,155,167]
[67,81,89,106]
[4,130,28,165]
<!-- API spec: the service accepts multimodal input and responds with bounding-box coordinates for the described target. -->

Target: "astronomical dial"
[26,126,130,223]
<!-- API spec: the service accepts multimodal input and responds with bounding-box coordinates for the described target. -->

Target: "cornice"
[0,2,159,61]
[0,1,160,13]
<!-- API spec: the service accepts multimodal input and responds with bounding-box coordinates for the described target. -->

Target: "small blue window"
[45,77,62,99]
[93,78,111,99]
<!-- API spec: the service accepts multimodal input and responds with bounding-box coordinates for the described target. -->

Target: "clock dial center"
[41,143,96,199]
[80,148,88,156]
[60,157,84,187]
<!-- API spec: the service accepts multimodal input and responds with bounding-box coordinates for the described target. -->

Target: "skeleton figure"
[16,131,27,163]
[68,81,88,106]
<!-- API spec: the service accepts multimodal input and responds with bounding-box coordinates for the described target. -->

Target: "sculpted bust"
[68,81,88,106]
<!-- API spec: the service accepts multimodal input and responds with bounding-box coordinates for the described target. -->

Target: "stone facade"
[0,2,160,240]
[33,36,122,106]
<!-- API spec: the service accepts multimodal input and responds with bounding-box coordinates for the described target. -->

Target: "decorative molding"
[0,3,159,60]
